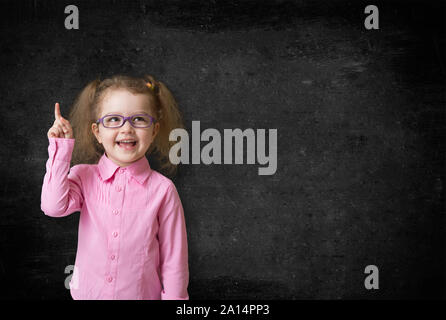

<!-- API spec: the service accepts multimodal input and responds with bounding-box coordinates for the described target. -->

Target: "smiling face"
[91,89,160,167]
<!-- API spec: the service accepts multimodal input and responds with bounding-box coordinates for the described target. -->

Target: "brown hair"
[68,74,185,178]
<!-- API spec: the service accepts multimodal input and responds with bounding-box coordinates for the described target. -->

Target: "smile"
[116,140,137,150]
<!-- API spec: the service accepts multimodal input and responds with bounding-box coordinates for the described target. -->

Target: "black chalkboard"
[0,0,444,300]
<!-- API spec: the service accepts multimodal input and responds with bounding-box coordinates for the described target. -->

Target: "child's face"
[91,89,160,167]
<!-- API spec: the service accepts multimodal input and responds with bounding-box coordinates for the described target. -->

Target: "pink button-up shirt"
[40,138,189,300]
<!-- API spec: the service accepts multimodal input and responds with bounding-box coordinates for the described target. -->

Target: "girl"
[41,75,189,300]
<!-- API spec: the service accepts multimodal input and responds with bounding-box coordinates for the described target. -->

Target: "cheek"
[100,131,116,145]
[140,133,154,146]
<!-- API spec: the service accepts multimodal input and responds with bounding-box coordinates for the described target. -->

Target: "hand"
[47,102,74,139]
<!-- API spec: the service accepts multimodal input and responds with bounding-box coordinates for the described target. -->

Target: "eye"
[133,116,148,122]
[106,116,121,122]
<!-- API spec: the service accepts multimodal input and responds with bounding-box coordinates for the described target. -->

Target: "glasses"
[96,114,156,128]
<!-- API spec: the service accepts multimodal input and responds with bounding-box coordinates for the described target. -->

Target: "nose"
[119,119,135,132]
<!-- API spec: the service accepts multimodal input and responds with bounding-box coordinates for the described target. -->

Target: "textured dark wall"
[0,0,444,299]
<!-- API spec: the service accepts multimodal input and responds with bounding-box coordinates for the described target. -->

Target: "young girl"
[41,75,189,300]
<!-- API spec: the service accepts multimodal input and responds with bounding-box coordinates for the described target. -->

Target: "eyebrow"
[103,111,151,116]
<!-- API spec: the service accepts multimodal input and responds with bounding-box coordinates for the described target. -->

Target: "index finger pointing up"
[54,102,62,120]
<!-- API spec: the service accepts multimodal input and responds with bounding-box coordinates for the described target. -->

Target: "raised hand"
[47,102,74,139]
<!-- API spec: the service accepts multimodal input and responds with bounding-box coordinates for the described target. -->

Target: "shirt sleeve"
[40,137,83,217]
[158,183,189,300]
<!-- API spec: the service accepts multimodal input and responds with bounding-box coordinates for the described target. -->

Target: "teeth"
[119,140,135,143]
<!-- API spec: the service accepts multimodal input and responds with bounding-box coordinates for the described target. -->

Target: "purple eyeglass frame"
[96,113,156,128]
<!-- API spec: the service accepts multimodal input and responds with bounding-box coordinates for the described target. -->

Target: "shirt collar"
[98,154,152,185]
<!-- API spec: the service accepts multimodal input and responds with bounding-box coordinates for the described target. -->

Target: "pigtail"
[144,75,185,178]
[69,78,103,166]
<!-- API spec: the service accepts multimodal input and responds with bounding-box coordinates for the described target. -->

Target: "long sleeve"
[40,137,83,217]
[158,183,189,300]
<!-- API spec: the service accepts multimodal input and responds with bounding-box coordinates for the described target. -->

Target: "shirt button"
[113,231,118,238]
[107,276,113,283]
[115,186,122,192]
[112,209,119,215]
[110,254,116,260]
[119,169,125,174]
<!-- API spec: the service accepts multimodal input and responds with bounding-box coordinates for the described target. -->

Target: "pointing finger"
[54,102,62,120]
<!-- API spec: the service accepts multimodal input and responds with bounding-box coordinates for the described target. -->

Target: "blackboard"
[0,0,444,300]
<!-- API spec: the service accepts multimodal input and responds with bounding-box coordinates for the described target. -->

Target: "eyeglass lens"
[103,115,152,128]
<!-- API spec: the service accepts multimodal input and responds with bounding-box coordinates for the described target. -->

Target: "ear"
[91,123,102,144]
[152,122,160,140]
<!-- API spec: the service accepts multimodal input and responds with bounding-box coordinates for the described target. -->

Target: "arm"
[158,183,189,300]
[40,137,83,217]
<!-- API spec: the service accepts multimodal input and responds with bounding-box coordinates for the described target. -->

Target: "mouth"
[116,139,137,150]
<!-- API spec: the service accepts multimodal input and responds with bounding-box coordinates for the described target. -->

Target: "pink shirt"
[40,137,189,300]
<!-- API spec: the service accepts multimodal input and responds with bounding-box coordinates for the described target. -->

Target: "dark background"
[0,0,444,299]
